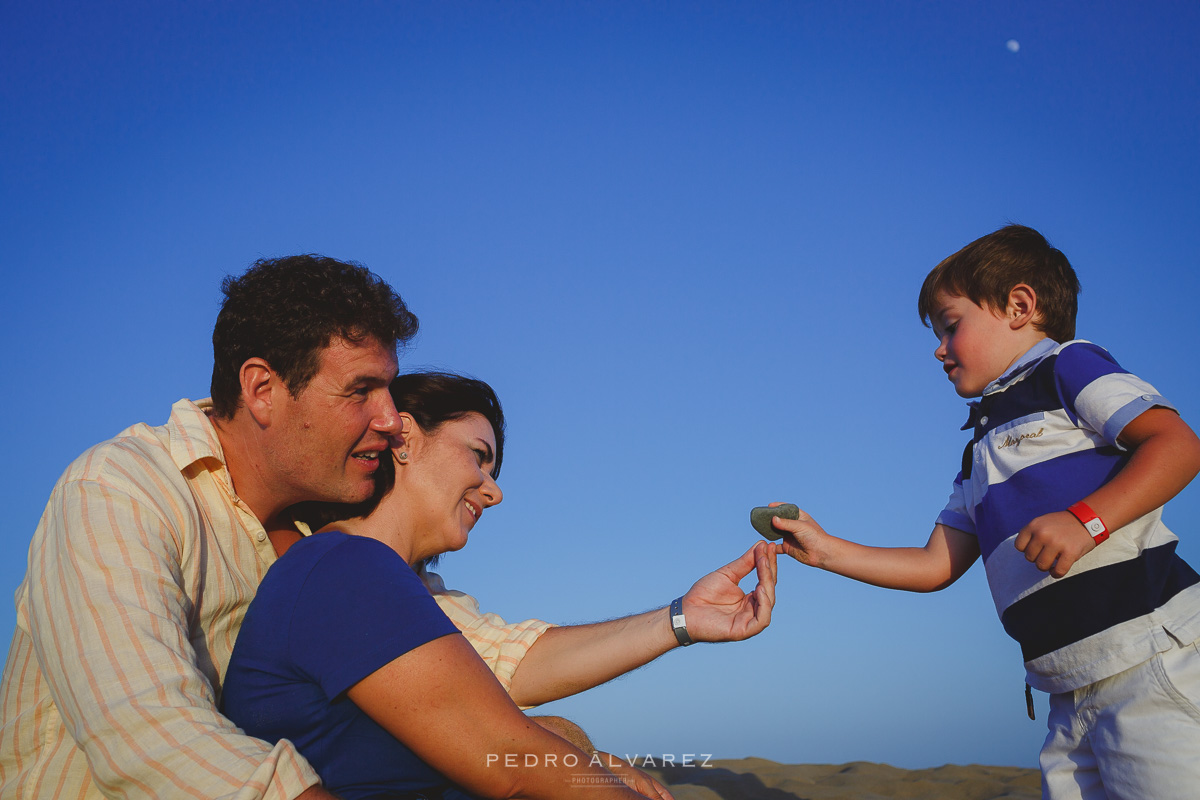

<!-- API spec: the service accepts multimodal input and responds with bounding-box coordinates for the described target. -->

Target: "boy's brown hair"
[918,224,1082,342]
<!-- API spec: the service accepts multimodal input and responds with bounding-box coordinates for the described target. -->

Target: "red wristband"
[1067,501,1109,544]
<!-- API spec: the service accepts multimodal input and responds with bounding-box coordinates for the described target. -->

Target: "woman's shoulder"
[285,532,421,589]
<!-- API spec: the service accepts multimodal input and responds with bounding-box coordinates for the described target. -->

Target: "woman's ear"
[393,413,417,463]
[1007,284,1039,331]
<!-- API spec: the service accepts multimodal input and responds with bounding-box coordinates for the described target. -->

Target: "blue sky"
[3,1,1198,770]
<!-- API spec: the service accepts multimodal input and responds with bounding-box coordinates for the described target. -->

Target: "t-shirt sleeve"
[936,471,976,535]
[289,537,460,700]
[1053,342,1176,449]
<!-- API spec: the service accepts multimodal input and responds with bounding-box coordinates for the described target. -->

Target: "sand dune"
[642,757,1040,800]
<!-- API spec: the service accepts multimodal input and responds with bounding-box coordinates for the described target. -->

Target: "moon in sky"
[1007,39,1020,52]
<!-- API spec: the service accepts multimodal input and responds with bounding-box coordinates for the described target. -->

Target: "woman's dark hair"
[292,370,506,531]
[210,254,419,419]
[390,370,506,478]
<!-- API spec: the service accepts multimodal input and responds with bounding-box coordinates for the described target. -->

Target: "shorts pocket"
[1152,637,1200,723]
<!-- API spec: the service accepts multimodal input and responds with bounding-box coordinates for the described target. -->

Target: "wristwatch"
[669,596,693,646]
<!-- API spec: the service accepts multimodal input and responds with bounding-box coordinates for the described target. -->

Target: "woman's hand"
[680,540,777,643]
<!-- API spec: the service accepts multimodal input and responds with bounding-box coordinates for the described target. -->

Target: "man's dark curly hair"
[209,254,419,419]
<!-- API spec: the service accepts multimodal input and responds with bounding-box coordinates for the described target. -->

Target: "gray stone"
[750,504,799,540]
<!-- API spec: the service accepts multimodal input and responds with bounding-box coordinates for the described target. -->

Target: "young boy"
[774,224,1200,799]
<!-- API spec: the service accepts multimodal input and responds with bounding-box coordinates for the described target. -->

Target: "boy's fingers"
[1013,528,1030,553]
[772,507,816,532]
[1022,539,1043,565]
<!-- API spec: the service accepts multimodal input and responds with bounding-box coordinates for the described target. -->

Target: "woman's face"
[397,411,502,561]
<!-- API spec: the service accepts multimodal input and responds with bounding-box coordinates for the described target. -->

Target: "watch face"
[1086,519,1105,535]
[672,614,687,628]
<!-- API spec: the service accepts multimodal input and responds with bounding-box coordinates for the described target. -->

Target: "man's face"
[268,336,400,506]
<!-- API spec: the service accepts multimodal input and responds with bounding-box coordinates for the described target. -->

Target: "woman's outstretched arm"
[507,541,777,708]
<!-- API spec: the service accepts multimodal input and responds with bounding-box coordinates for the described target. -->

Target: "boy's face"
[930,291,1034,398]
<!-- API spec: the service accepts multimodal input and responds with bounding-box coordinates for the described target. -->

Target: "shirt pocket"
[981,413,1051,484]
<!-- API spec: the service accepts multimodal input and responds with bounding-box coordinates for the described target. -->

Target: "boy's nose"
[934,340,947,362]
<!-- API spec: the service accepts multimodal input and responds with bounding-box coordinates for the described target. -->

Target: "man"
[0,254,776,800]
[0,255,413,800]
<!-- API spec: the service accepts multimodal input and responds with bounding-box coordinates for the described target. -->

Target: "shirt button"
[979,416,989,425]
[256,532,266,542]
[1141,394,1153,401]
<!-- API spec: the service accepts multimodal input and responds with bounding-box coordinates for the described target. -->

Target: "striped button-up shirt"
[0,399,551,799]
[422,572,550,697]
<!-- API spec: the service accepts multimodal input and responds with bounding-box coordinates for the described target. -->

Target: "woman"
[221,372,652,800]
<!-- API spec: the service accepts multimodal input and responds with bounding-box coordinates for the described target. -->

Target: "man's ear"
[1007,284,1039,331]
[239,358,279,427]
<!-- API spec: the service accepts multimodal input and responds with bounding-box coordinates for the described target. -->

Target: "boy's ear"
[1006,284,1039,331]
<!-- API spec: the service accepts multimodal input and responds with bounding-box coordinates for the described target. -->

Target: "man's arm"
[1015,408,1200,577]
[25,474,319,800]
[774,507,980,593]
[505,542,777,708]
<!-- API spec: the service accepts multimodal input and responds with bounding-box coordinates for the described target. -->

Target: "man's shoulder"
[56,399,216,493]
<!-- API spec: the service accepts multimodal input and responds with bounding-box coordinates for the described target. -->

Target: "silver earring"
[397,451,409,463]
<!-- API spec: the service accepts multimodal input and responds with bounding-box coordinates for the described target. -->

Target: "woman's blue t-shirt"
[222,532,460,800]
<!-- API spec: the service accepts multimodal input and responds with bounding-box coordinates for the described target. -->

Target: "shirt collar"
[961,338,1059,430]
[167,398,226,472]
[984,338,1059,395]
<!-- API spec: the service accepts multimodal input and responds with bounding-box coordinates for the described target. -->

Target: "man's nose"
[371,393,401,435]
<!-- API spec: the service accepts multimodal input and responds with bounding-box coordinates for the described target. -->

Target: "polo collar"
[983,338,1059,396]
[961,339,1060,431]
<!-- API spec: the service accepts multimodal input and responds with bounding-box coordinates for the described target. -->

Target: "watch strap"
[669,596,693,646]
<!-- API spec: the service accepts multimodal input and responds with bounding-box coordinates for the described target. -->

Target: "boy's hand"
[768,504,834,568]
[1014,511,1097,578]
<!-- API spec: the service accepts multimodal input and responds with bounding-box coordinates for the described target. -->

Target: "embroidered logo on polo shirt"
[997,427,1045,449]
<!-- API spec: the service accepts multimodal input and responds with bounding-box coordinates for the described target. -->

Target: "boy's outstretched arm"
[1015,408,1200,578]
[772,507,979,592]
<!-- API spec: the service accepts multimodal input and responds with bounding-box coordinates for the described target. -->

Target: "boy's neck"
[989,335,1056,391]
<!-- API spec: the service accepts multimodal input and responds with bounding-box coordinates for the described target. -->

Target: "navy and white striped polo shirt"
[937,338,1200,693]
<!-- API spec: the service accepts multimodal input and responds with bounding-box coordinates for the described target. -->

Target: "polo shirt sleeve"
[936,471,975,536]
[1053,342,1175,449]
[288,537,460,700]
